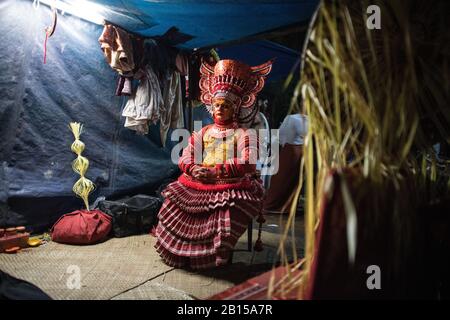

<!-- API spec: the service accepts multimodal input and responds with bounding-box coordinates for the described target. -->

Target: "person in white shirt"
[264,113,308,214]
[279,113,308,146]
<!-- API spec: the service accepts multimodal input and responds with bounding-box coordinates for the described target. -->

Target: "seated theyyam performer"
[155,59,273,269]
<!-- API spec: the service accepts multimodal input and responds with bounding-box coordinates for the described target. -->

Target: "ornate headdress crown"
[200,59,273,125]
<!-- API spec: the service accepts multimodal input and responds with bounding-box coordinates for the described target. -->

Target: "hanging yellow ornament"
[69,122,95,210]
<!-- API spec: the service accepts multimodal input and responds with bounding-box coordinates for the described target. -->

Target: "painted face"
[212,98,235,123]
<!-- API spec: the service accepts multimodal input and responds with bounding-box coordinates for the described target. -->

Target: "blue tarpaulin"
[0,0,316,231]
[82,0,318,49]
[217,40,301,82]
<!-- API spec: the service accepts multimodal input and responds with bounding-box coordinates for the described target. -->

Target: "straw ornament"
[69,122,95,210]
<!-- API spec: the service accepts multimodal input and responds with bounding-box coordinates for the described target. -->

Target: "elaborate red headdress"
[199,59,273,125]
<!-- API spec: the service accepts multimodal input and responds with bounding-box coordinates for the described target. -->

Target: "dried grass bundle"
[270,0,450,299]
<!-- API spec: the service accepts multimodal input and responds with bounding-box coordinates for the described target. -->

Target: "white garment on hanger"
[159,71,185,147]
[122,64,163,134]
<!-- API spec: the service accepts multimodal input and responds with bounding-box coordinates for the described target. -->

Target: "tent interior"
[0,0,312,232]
[1,0,449,301]
[0,0,313,300]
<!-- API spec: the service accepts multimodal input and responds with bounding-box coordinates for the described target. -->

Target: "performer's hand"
[192,166,216,180]
[191,166,203,179]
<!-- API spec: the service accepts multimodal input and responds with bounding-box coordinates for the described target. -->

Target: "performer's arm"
[178,128,217,179]
[178,131,202,175]
[218,129,259,178]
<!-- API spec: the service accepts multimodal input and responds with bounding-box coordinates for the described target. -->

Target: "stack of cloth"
[98,24,185,145]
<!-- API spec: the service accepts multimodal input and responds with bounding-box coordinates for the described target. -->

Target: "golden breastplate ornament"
[202,128,240,167]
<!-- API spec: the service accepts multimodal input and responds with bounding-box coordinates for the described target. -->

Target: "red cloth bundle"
[51,209,112,245]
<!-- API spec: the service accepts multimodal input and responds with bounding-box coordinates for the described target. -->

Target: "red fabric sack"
[51,209,112,245]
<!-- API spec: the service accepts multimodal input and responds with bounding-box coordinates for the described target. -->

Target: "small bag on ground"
[97,195,161,238]
[51,209,112,245]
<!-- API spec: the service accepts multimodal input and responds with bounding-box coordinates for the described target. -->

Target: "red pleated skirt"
[155,177,264,269]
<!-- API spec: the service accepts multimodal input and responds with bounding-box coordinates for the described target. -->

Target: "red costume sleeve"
[178,130,203,175]
[218,129,259,178]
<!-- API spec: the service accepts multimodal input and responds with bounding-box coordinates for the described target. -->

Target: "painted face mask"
[199,59,273,127]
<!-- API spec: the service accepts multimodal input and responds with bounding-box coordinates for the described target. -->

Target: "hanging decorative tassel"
[43,5,58,64]
[69,122,95,211]
[43,33,49,64]
[254,202,266,252]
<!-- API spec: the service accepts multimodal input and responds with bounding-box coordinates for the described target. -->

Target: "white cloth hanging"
[159,71,185,147]
[122,64,163,135]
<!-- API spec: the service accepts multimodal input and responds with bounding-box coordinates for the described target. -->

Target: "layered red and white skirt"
[155,174,264,269]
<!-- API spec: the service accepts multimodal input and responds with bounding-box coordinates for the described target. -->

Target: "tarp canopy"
[217,40,301,82]
[0,0,315,232]
[57,0,318,49]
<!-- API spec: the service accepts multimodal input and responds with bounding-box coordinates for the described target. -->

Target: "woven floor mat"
[111,281,194,300]
[0,235,173,300]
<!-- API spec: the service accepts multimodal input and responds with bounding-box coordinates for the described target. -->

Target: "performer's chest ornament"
[202,128,241,167]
